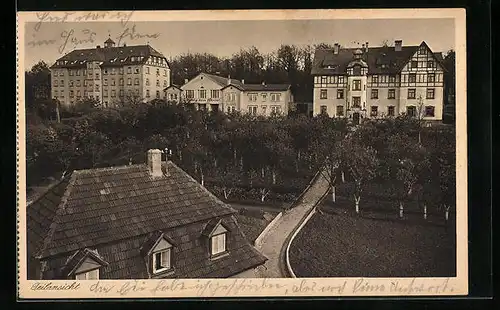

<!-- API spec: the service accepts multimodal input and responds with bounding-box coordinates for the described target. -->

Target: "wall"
[181,74,225,110]
[240,89,291,116]
[221,86,242,112]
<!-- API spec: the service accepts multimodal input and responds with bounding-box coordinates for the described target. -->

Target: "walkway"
[237,171,331,278]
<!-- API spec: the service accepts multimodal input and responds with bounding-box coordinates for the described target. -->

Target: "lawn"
[289,199,456,278]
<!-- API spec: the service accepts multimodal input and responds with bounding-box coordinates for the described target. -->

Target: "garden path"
[238,171,331,278]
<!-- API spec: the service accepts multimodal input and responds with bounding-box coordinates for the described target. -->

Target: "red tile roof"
[27,161,267,279]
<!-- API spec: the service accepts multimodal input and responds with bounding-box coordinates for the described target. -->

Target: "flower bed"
[289,199,456,277]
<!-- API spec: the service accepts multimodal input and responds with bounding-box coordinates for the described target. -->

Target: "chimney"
[228,75,231,85]
[147,149,163,178]
[333,43,340,55]
[395,40,402,52]
[123,43,127,47]
[262,81,266,86]
[184,78,188,84]
[241,79,245,84]
[96,45,101,49]
[365,41,369,53]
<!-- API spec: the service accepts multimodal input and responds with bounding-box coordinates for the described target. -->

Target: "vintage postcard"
[17,9,467,299]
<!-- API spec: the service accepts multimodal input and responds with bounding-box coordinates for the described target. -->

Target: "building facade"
[50,38,171,107]
[312,40,445,123]
[27,149,267,280]
[165,73,293,116]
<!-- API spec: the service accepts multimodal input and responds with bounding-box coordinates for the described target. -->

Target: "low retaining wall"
[254,212,283,248]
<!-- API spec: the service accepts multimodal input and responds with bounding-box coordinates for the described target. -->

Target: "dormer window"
[211,231,227,256]
[140,231,176,277]
[75,268,99,280]
[64,248,108,280]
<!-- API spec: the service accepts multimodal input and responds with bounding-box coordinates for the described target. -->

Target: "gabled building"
[27,149,267,280]
[164,72,293,116]
[311,40,445,123]
[50,38,171,107]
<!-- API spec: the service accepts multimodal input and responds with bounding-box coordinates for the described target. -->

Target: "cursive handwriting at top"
[34,12,76,32]
[59,29,97,54]
[116,24,160,47]
[34,11,135,33]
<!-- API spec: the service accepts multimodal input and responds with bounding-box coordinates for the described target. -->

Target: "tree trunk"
[331,185,336,203]
[418,131,422,145]
[423,204,427,220]
[341,171,345,183]
[445,205,450,221]
[201,171,205,186]
[214,158,218,168]
[55,102,61,123]
[178,149,183,161]
[354,195,361,214]
[233,149,237,162]
[223,188,228,200]
[399,201,404,219]
[261,167,265,178]
[272,169,276,185]
[240,156,244,171]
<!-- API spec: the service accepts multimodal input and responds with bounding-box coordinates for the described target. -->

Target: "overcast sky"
[24,18,455,70]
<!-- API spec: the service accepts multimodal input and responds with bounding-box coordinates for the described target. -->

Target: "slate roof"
[27,161,267,279]
[50,44,166,69]
[312,41,443,75]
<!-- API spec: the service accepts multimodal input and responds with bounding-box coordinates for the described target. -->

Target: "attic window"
[141,232,175,276]
[65,248,108,280]
[75,268,99,280]
[210,224,228,257]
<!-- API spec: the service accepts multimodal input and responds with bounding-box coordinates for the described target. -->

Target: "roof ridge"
[36,172,78,259]
[72,163,145,175]
[168,161,237,214]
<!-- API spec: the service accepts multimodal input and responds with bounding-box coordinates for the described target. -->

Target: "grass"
[289,198,456,277]
[233,204,280,243]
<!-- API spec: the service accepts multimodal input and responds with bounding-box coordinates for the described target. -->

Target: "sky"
[23,18,455,70]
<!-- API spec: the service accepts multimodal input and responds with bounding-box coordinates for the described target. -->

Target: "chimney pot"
[333,43,340,55]
[395,40,403,52]
[184,78,188,84]
[365,42,369,52]
[147,149,163,178]
[242,79,245,84]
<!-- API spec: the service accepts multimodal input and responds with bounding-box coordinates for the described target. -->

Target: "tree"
[340,133,379,214]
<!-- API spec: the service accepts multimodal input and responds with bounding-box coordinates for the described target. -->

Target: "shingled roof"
[27,160,267,279]
[50,44,166,69]
[312,41,443,75]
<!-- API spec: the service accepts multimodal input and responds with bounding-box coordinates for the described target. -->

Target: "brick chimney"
[242,79,245,84]
[395,40,402,52]
[147,149,163,178]
[333,43,340,55]
[227,75,231,85]
[365,41,369,53]
[184,78,188,84]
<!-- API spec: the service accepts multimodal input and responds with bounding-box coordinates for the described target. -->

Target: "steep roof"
[50,44,166,69]
[312,42,442,75]
[202,73,244,88]
[27,161,266,279]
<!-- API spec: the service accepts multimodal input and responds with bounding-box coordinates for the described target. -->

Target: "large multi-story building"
[50,38,170,107]
[311,40,445,123]
[165,73,293,116]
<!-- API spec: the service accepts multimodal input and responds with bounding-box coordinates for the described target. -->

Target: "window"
[211,233,227,256]
[352,96,361,108]
[248,106,258,116]
[408,88,416,99]
[199,90,207,99]
[145,78,149,86]
[60,70,65,76]
[69,90,74,97]
[134,68,140,74]
[372,75,378,84]
[156,90,160,98]
[338,76,344,84]
[425,106,435,117]
[54,80,58,87]
[60,80,64,86]
[103,90,108,97]
[352,80,361,91]
[321,76,327,84]
[427,60,435,68]
[371,89,378,99]
[127,78,132,85]
[336,105,344,116]
[146,89,150,97]
[103,69,108,75]
[76,90,81,97]
[262,105,267,114]
[103,79,108,86]
[69,70,74,76]
[211,90,220,99]
[75,269,99,280]
[164,80,168,87]
[53,90,58,97]
[70,81,74,87]
[389,75,396,83]
[146,67,150,74]
[249,93,258,101]
[271,93,281,102]
[164,69,167,76]
[426,88,435,99]
[320,89,327,99]
[119,89,124,97]
[53,71,58,77]
[95,72,100,79]
[156,69,160,76]
[76,70,80,76]
[262,93,267,101]
[111,90,116,97]
[111,68,116,75]
[407,106,416,117]
[388,89,396,99]
[95,84,100,91]
[156,80,160,87]
[408,73,417,83]
[370,106,378,116]
[153,249,172,274]
[127,67,132,74]
[411,61,418,68]
[320,105,328,115]
[428,73,436,83]
[337,89,344,99]
[227,93,236,102]
[119,68,124,74]
[387,106,395,116]
[186,90,194,99]
[418,46,427,55]
[109,79,115,86]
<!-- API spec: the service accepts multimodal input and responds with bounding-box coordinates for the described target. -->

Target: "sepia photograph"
[17,9,467,298]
